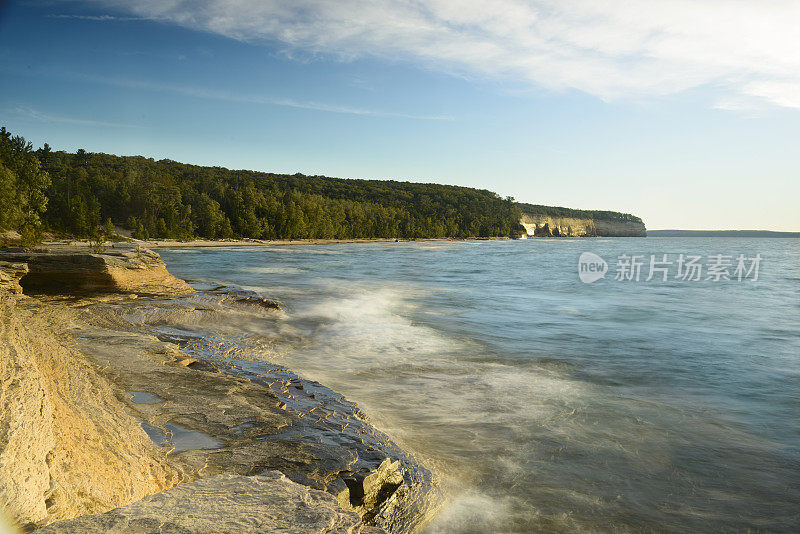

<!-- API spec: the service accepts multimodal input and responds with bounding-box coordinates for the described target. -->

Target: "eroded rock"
[156,329,441,533]
[0,247,192,296]
[520,213,647,237]
[0,261,28,294]
[208,286,283,311]
[2,284,438,532]
[72,293,442,533]
[342,459,404,518]
[0,293,183,530]
[34,472,385,534]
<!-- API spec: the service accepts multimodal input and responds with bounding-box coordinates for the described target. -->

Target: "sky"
[1,1,799,231]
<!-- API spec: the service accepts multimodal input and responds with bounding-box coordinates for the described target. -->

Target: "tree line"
[0,126,524,243]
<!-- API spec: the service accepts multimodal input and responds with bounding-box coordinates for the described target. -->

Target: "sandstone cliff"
[520,213,647,237]
[521,214,594,237]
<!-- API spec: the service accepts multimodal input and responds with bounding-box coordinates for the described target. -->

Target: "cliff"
[520,214,594,237]
[520,213,647,237]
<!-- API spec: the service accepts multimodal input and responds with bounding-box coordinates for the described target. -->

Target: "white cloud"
[48,14,145,21]
[744,81,800,110]
[80,0,800,109]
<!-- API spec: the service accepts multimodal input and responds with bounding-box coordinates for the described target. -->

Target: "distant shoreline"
[23,231,799,252]
[648,230,800,238]
[25,236,513,251]
[145,237,509,247]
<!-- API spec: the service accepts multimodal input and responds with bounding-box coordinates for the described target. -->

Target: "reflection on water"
[140,421,223,453]
[128,391,165,404]
[160,238,800,533]
[165,423,223,453]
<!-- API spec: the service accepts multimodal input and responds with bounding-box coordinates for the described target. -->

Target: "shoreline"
[0,250,440,533]
[33,236,512,249]
[150,237,511,247]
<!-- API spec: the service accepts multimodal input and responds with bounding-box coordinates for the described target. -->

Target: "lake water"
[159,238,800,533]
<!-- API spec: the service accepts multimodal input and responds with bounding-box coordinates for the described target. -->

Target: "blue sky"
[1,1,799,230]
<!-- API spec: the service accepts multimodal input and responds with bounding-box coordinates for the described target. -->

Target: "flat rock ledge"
[34,472,386,534]
[0,246,191,296]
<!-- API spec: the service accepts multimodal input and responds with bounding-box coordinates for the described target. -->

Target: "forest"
[0,126,523,242]
[1,126,645,244]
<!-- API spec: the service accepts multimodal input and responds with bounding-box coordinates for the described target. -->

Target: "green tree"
[0,127,51,244]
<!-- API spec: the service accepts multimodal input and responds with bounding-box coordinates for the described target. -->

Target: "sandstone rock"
[0,294,183,530]
[2,287,438,533]
[336,457,436,533]
[0,248,192,296]
[340,459,403,517]
[0,261,28,294]
[34,472,385,534]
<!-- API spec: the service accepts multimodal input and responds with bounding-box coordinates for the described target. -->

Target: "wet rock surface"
[1,269,439,533]
[35,472,386,534]
[54,288,441,532]
[155,328,440,532]
[210,286,283,311]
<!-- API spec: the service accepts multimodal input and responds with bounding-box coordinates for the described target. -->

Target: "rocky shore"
[0,248,440,533]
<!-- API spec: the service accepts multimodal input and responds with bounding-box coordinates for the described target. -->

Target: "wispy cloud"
[48,14,147,22]
[77,0,800,111]
[9,106,138,128]
[79,74,453,120]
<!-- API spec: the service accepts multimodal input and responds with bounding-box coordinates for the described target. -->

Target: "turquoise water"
[159,238,800,533]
